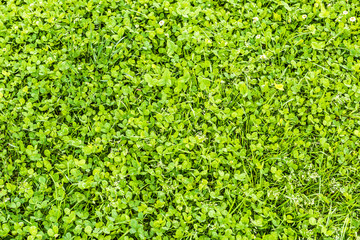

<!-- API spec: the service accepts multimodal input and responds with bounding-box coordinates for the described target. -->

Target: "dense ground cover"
[1,0,360,239]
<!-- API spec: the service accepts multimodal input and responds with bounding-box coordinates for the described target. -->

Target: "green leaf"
[29,226,38,236]
[208,210,216,218]
[234,173,246,181]
[311,41,326,50]
[159,68,172,87]
[309,217,317,225]
[176,69,191,92]
[84,226,92,234]
[237,82,248,96]
[82,145,94,155]
[274,83,284,91]
[144,73,158,87]
[198,76,211,90]
[319,4,330,18]
[130,219,139,229]
[167,39,178,56]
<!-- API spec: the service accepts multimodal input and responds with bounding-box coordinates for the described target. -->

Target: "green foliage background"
[0,0,360,239]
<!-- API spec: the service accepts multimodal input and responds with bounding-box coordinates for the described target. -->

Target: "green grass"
[0,0,360,239]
